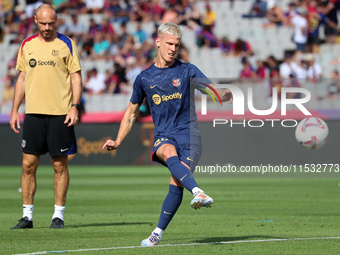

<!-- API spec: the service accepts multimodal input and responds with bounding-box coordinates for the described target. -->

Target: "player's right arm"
[10,71,26,134]
[102,102,140,151]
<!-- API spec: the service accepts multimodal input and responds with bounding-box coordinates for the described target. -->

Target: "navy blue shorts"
[152,134,202,171]
[296,42,306,52]
[22,114,77,157]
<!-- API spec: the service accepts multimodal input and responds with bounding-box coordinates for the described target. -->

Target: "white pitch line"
[13,237,340,255]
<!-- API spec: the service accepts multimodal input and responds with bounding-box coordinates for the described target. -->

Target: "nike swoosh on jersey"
[29,52,34,55]
[150,84,157,89]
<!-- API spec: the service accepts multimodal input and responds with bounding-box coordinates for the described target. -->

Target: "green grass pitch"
[1,165,340,254]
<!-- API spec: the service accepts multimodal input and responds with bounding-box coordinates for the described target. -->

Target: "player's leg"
[157,143,210,201]
[142,142,206,246]
[157,141,212,208]
[156,143,200,192]
[177,135,214,209]
[11,114,46,229]
[142,135,212,246]
[141,176,184,247]
[50,155,69,228]
[159,177,184,231]
[141,143,185,246]
[21,153,40,207]
[141,162,212,246]
[48,115,76,229]
[11,153,40,229]
[154,173,186,234]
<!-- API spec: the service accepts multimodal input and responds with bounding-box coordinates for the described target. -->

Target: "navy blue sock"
[157,185,184,230]
[165,156,198,192]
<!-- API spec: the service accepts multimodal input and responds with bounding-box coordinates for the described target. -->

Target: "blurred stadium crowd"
[1,0,340,116]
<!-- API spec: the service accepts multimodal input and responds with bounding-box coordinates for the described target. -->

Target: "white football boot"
[190,192,214,209]
[141,232,161,247]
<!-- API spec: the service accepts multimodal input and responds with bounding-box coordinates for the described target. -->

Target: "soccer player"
[10,4,82,229]
[102,22,232,246]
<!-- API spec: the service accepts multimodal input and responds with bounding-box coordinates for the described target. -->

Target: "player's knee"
[22,160,38,175]
[158,146,177,161]
[162,151,176,162]
[52,160,68,174]
[53,164,68,175]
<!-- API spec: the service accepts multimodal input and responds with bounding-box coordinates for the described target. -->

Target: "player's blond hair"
[157,23,182,39]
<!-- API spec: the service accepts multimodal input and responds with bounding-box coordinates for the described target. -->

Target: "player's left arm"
[65,70,82,127]
[206,83,233,103]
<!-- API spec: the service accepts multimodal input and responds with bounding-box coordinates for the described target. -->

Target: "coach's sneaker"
[141,232,161,247]
[191,192,214,209]
[50,218,64,229]
[11,216,33,229]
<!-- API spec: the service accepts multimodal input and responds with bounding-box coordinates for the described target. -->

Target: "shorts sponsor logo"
[153,138,168,147]
[29,59,37,68]
[154,139,161,147]
[61,148,69,152]
[21,139,26,148]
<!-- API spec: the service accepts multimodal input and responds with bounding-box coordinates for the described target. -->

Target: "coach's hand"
[64,107,79,127]
[10,112,21,134]
[102,139,120,151]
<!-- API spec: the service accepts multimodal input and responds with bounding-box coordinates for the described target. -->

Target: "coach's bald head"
[34,4,57,41]
[35,4,57,21]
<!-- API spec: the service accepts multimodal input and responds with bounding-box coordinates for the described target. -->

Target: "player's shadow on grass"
[192,236,282,244]
[67,222,153,228]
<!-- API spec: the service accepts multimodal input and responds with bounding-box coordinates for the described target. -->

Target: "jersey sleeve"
[188,63,212,93]
[65,39,82,74]
[16,42,26,72]
[130,74,146,105]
